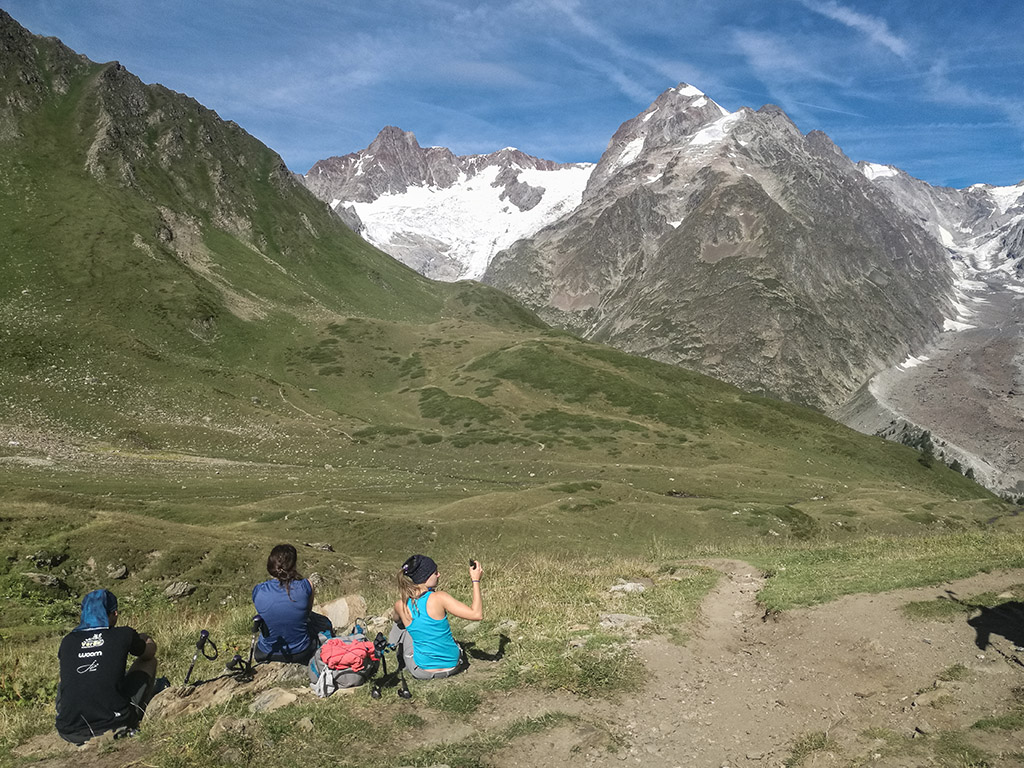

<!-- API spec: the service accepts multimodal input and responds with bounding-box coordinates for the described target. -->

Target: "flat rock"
[210,715,258,740]
[22,571,66,589]
[249,687,298,713]
[912,688,952,708]
[598,613,652,636]
[148,662,308,721]
[609,582,647,594]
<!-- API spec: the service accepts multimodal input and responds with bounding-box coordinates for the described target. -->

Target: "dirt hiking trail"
[481,561,1024,767]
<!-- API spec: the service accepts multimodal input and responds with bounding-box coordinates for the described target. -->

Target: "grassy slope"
[1,13,1022,767]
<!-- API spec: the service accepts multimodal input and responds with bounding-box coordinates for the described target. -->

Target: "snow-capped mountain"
[484,84,954,411]
[302,126,592,280]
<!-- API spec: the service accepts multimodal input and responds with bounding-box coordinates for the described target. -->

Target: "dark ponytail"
[267,544,302,597]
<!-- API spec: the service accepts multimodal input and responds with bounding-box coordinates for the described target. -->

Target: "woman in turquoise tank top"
[391,554,483,679]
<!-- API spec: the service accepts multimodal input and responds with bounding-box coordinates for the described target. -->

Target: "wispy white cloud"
[537,0,706,103]
[926,59,1024,136]
[797,0,911,59]
[732,29,845,87]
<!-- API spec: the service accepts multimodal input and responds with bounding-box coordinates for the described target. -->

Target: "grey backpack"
[307,633,379,697]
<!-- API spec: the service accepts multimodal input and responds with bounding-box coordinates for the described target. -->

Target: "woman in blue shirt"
[252,544,331,664]
[391,554,483,679]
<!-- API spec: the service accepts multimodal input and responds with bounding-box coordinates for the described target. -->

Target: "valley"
[840,275,1024,496]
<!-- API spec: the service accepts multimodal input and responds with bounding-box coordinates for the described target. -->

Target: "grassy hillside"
[2,11,1022,767]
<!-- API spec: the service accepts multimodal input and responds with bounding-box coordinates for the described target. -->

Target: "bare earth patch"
[483,562,1024,767]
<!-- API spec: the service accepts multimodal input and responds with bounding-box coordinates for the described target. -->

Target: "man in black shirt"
[55,589,158,745]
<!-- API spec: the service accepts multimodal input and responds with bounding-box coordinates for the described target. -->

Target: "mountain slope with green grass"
[2,11,1022,767]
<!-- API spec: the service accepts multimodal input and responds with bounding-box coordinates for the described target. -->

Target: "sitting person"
[252,543,331,663]
[55,589,158,745]
[390,554,483,679]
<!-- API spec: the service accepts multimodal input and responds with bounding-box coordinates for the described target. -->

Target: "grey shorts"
[388,624,465,680]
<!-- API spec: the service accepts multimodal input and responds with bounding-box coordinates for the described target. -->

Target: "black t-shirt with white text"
[55,626,146,742]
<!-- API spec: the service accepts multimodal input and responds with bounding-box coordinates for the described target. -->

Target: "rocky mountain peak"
[484,84,956,412]
[584,83,731,200]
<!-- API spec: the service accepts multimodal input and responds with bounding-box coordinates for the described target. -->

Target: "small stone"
[609,582,646,594]
[297,717,314,733]
[305,542,334,552]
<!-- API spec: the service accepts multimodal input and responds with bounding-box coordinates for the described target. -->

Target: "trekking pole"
[395,641,412,699]
[227,615,265,682]
[183,629,218,685]
[371,632,388,700]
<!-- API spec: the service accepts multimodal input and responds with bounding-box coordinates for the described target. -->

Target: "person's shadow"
[946,590,1024,657]
[462,633,511,662]
[967,600,1024,651]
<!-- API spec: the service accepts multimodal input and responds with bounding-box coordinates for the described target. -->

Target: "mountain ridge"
[301,126,593,280]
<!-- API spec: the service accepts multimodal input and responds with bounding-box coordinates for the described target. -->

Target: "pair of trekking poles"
[183,615,266,685]
[183,616,413,699]
[369,629,412,700]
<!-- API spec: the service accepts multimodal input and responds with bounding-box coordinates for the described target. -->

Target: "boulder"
[315,594,368,634]
[22,572,68,591]
[106,563,128,580]
[163,581,196,600]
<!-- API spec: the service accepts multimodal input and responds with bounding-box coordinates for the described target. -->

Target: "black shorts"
[118,669,154,726]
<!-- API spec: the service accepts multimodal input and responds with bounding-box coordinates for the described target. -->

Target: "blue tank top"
[406,592,460,669]
[252,578,313,656]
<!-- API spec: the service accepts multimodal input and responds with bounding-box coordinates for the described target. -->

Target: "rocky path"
[487,562,1024,767]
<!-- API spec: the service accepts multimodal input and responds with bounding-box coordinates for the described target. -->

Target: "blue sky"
[5,0,1023,187]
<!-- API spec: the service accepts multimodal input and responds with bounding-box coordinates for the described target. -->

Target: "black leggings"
[254,612,333,665]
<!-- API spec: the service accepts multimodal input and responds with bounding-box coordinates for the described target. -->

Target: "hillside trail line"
[484,562,1024,768]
